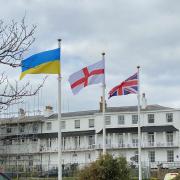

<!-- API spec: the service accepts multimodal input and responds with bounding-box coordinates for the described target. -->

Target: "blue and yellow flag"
[20,48,60,80]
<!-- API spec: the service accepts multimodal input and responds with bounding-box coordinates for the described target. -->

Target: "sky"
[0,0,180,114]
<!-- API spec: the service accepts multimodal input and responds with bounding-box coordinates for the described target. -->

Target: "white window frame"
[167,150,174,162]
[149,151,155,162]
[118,115,125,125]
[105,116,111,125]
[19,124,25,133]
[132,115,138,124]
[118,133,124,147]
[148,114,155,123]
[75,120,80,129]
[33,123,39,133]
[88,135,95,146]
[61,121,66,129]
[148,132,154,146]
[166,113,173,123]
[166,132,173,146]
[89,119,94,128]
[46,122,52,130]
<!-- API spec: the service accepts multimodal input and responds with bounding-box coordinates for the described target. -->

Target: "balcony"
[2,141,179,155]
[96,142,178,150]
[2,143,39,154]
[142,142,178,148]
[38,144,96,153]
[149,161,180,169]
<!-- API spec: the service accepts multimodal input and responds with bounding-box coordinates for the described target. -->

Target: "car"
[0,172,11,180]
[39,168,58,177]
[164,173,178,180]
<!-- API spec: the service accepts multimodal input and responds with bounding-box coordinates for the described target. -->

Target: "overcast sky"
[1,0,180,113]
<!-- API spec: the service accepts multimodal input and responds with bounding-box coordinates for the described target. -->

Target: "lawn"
[13,177,75,180]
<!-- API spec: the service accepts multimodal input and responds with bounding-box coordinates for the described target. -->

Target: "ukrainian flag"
[20,48,60,80]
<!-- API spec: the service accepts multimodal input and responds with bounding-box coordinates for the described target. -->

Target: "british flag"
[108,72,138,98]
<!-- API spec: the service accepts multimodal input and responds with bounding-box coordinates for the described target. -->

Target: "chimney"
[141,93,147,109]
[99,96,107,112]
[18,108,26,118]
[44,105,54,117]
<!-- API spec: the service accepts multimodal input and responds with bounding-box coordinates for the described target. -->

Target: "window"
[74,136,80,149]
[105,116,111,125]
[118,115,125,125]
[134,150,138,163]
[61,121,65,129]
[166,132,173,146]
[63,137,66,149]
[132,134,138,147]
[132,115,138,124]
[148,114,154,123]
[118,134,123,147]
[106,134,112,145]
[167,150,174,162]
[148,132,154,146]
[32,123,38,133]
[75,120,80,129]
[46,138,52,148]
[19,124,25,133]
[166,113,173,122]
[46,122,52,130]
[149,151,155,162]
[6,127,11,133]
[89,119,94,128]
[88,136,95,146]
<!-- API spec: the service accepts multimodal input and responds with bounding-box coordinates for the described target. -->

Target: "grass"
[13,177,75,180]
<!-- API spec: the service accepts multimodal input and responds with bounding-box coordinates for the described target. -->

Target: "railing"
[149,161,180,169]
[96,142,178,149]
[2,143,39,154]
[29,142,180,153]
[38,144,96,153]
[2,141,178,154]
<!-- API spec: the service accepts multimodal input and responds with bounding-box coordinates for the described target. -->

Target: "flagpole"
[57,39,62,180]
[137,66,142,180]
[102,52,106,155]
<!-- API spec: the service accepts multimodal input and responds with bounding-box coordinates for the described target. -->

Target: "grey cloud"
[0,0,180,113]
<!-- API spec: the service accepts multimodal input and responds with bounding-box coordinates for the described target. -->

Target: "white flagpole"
[57,39,62,180]
[137,66,142,180]
[102,52,106,155]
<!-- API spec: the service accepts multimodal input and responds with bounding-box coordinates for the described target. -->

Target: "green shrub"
[78,154,130,180]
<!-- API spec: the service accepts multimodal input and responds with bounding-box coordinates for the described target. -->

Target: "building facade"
[0,100,180,171]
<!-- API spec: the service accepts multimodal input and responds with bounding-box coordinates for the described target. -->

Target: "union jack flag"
[108,72,138,98]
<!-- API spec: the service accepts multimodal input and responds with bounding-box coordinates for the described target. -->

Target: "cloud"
[0,0,180,113]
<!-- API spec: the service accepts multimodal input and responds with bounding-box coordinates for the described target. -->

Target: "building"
[0,95,180,172]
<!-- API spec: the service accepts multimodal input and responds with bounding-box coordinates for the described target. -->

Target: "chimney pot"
[44,105,54,117]
[141,93,147,109]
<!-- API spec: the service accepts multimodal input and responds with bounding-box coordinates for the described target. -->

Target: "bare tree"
[0,17,45,109]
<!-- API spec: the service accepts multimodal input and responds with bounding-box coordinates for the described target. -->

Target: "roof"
[106,104,173,113]
[38,130,95,138]
[49,104,173,119]
[0,104,174,123]
[1,130,96,140]
[97,125,178,134]
[0,115,44,125]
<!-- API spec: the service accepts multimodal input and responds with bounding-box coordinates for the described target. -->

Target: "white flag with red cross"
[68,60,105,95]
